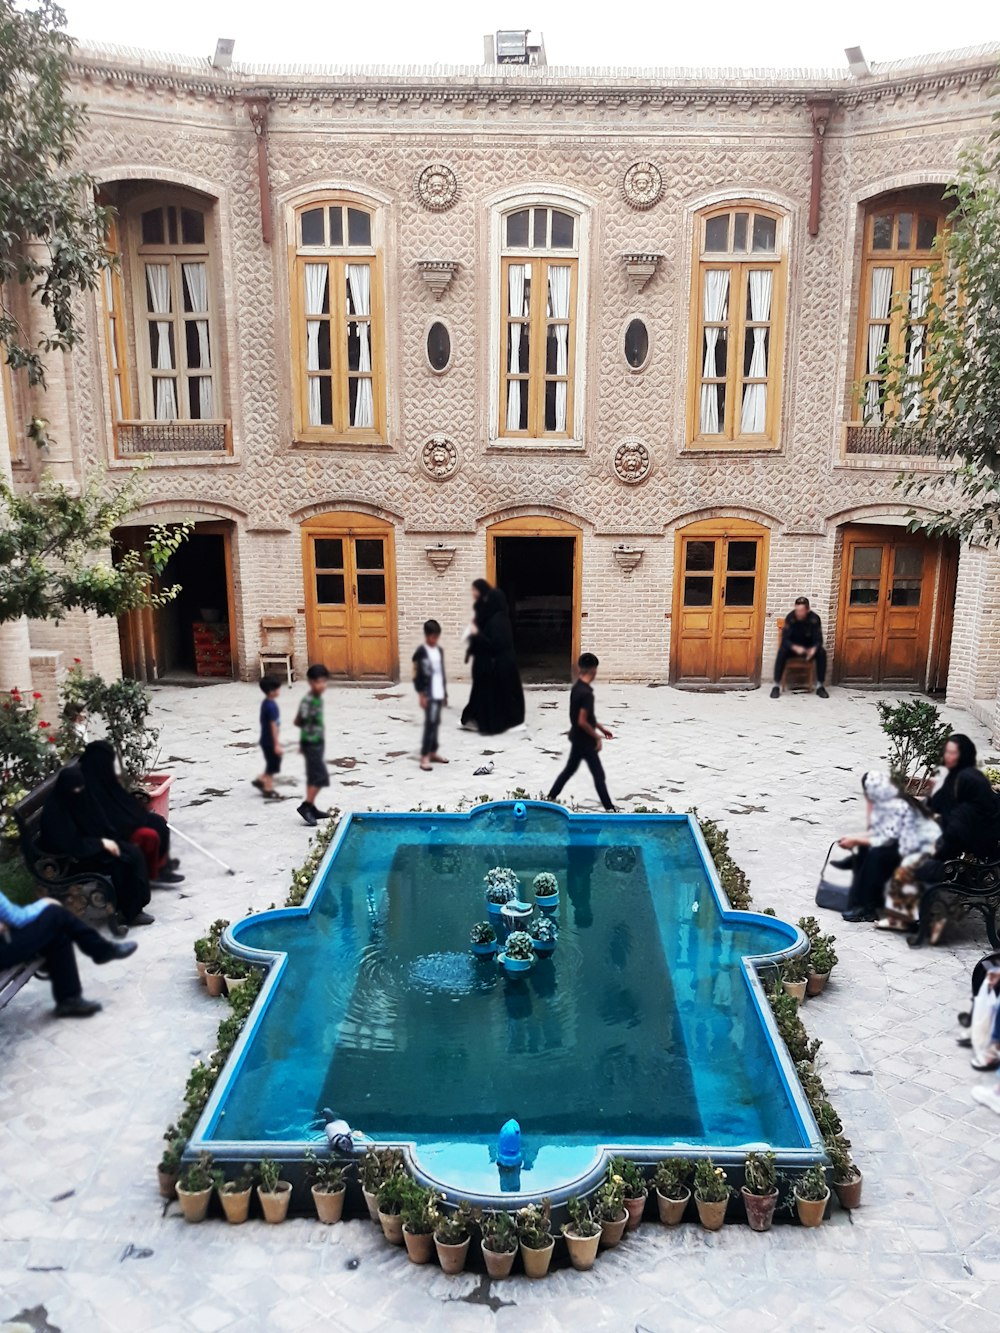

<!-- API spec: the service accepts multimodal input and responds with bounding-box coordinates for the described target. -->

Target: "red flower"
[73,658,81,664]
[32,692,42,699]
[47,735,56,743]
[38,721,49,728]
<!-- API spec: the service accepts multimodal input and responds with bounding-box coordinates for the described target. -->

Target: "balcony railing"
[843,423,939,458]
[114,420,231,457]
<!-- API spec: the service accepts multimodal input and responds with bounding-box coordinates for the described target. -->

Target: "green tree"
[1,0,110,387]
[882,121,1000,542]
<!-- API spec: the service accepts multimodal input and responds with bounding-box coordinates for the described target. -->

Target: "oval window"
[624,318,649,370]
[426,322,451,372]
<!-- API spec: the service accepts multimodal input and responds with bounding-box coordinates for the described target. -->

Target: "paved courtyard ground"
[2,680,1000,1332]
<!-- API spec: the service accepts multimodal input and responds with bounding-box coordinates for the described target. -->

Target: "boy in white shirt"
[412,619,448,772]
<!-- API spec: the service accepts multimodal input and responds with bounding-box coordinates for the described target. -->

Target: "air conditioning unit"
[484,30,547,66]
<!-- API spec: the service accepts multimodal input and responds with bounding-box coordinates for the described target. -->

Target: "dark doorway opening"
[495,536,574,683]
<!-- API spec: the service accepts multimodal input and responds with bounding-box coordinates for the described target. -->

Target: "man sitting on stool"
[770,596,829,700]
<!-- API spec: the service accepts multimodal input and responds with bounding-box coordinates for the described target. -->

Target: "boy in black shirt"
[547,653,616,812]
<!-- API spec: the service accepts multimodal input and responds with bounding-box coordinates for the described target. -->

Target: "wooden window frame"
[127,191,222,425]
[852,198,947,426]
[687,203,786,451]
[99,209,133,423]
[289,198,386,446]
[1,355,19,464]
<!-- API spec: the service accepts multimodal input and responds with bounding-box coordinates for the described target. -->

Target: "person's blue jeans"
[0,905,112,1003]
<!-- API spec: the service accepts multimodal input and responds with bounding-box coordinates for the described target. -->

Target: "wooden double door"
[834,525,956,690]
[302,512,397,680]
[672,519,769,687]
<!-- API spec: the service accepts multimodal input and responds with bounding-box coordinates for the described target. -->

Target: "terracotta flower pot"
[795,1189,831,1228]
[624,1192,647,1231]
[195,961,208,982]
[741,1186,778,1232]
[205,972,225,998]
[362,1186,380,1222]
[519,1239,555,1278]
[481,1241,517,1278]
[258,1182,292,1224]
[694,1197,728,1231]
[782,978,807,1004]
[379,1210,404,1245]
[434,1234,471,1274]
[220,1187,252,1225]
[563,1229,601,1271]
[599,1211,628,1248]
[833,1169,863,1211]
[158,1167,179,1200]
[312,1185,346,1225]
[176,1185,212,1223]
[403,1226,435,1264]
[806,970,830,997]
[656,1187,690,1225]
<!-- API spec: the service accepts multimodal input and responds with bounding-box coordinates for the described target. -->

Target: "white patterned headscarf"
[862,771,907,847]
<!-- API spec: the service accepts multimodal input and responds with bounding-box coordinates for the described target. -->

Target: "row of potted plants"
[483,868,559,913]
[175,1151,348,1225]
[193,918,257,997]
[779,917,839,1003]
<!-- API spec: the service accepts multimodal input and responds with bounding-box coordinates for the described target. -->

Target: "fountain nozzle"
[497,1118,523,1167]
[513,802,527,821]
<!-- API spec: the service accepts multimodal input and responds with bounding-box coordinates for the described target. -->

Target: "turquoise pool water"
[194,803,822,1200]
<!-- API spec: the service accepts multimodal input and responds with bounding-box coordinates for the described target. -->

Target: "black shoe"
[956,1036,973,1049]
[297,801,318,827]
[830,856,855,870]
[770,686,780,699]
[111,915,130,938]
[129,911,155,926]
[842,908,870,923]
[816,686,829,699]
[153,869,185,885]
[262,790,287,801]
[251,778,265,792]
[95,940,138,965]
[54,996,103,1018]
[312,807,333,820]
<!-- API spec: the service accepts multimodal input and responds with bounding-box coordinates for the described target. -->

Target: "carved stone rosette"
[416,164,459,212]
[612,437,652,485]
[621,161,663,210]
[420,434,460,481]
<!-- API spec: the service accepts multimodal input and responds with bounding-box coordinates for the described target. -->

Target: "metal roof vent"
[212,38,236,70]
[484,30,547,66]
[845,45,870,78]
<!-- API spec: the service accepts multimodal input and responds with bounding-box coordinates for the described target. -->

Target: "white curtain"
[346,263,374,429]
[304,263,329,427]
[145,264,177,421]
[506,263,527,431]
[699,270,730,434]
[548,265,571,433]
[182,262,213,418]
[739,269,773,434]
[904,266,931,422]
[864,267,894,423]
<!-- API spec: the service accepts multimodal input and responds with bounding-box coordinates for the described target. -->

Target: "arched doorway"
[301,511,397,680]
[671,517,770,687]
[485,515,582,682]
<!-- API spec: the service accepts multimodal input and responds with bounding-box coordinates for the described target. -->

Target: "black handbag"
[815,841,852,913]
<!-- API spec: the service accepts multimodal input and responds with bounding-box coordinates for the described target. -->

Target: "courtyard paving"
[2,680,1000,1332]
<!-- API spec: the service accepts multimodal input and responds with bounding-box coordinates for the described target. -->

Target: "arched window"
[499,204,579,439]
[291,198,384,442]
[689,203,786,447]
[855,193,947,424]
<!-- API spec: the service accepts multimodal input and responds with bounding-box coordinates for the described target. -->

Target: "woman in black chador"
[460,579,526,735]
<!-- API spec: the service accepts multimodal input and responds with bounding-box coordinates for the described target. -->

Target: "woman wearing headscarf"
[78,741,183,886]
[39,766,153,930]
[460,579,526,735]
[840,772,912,921]
[929,733,979,820]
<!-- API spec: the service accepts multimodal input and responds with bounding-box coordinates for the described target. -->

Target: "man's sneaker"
[770,686,780,699]
[54,996,103,1018]
[297,801,318,827]
[817,686,830,699]
[313,808,333,820]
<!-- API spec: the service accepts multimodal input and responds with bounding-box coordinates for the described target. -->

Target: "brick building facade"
[2,40,999,730]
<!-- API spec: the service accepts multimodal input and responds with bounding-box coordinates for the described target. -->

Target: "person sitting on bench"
[770,596,829,699]
[79,741,183,887]
[0,886,136,1018]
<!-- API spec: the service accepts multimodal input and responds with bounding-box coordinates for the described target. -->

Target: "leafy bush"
[58,666,160,781]
[563,1195,601,1238]
[744,1151,778,1196]
[876,698,951,785]
[305,1149,345,1194]
[608,1156,646,1199]
[0,686,61,837]
[794,1165,830,1202]
[179,1152,214,1193]
[258,1158,283,1194]
[515,1200,552,1248]
[399,1179,437,1233]
[652,1157,694,1199]
[478,1208,518,1253]
[693,1159,731,1204]
[594,1171,626,1220]
[432,1199,473,1244]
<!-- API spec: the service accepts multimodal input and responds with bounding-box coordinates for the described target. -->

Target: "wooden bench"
[775,616,817,693]
[13,775,117,923]
[913,856,1000,948]
[0,959,43,1011]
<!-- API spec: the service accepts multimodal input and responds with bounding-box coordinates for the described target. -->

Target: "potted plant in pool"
[218,1164,255,1225]
[498,930,534,975]
[807,935,838,996]
[780,955,808,1005]
[176,1153,215,1224]
[562,1195,602,1271]
[610,1156,648,1230]
[741,1151,780,1233]
[516,1199,555,1278]
[826,1137,863,1210]
[305,1149,347,1225]
[257,1157,293,1224]
[478,1208,519,1279]
[432,1200,474,1274]
[528,915,558,956]
[469,921,498,956]
[399,1180,438,1264]
[376,1170,408,1245]
[594,1170,628,1248]
[484,866,520,913]
[533,872,559,911]
[652,1158,694,1225]
[693,1158,731,1231]
[793,1165,831,1227]
[359,1147,403,1223]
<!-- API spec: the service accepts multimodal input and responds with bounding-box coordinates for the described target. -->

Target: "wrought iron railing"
[114,420,231,456]
[843,423,939,458]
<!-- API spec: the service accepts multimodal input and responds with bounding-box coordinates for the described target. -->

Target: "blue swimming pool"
[189,802,825,1202]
